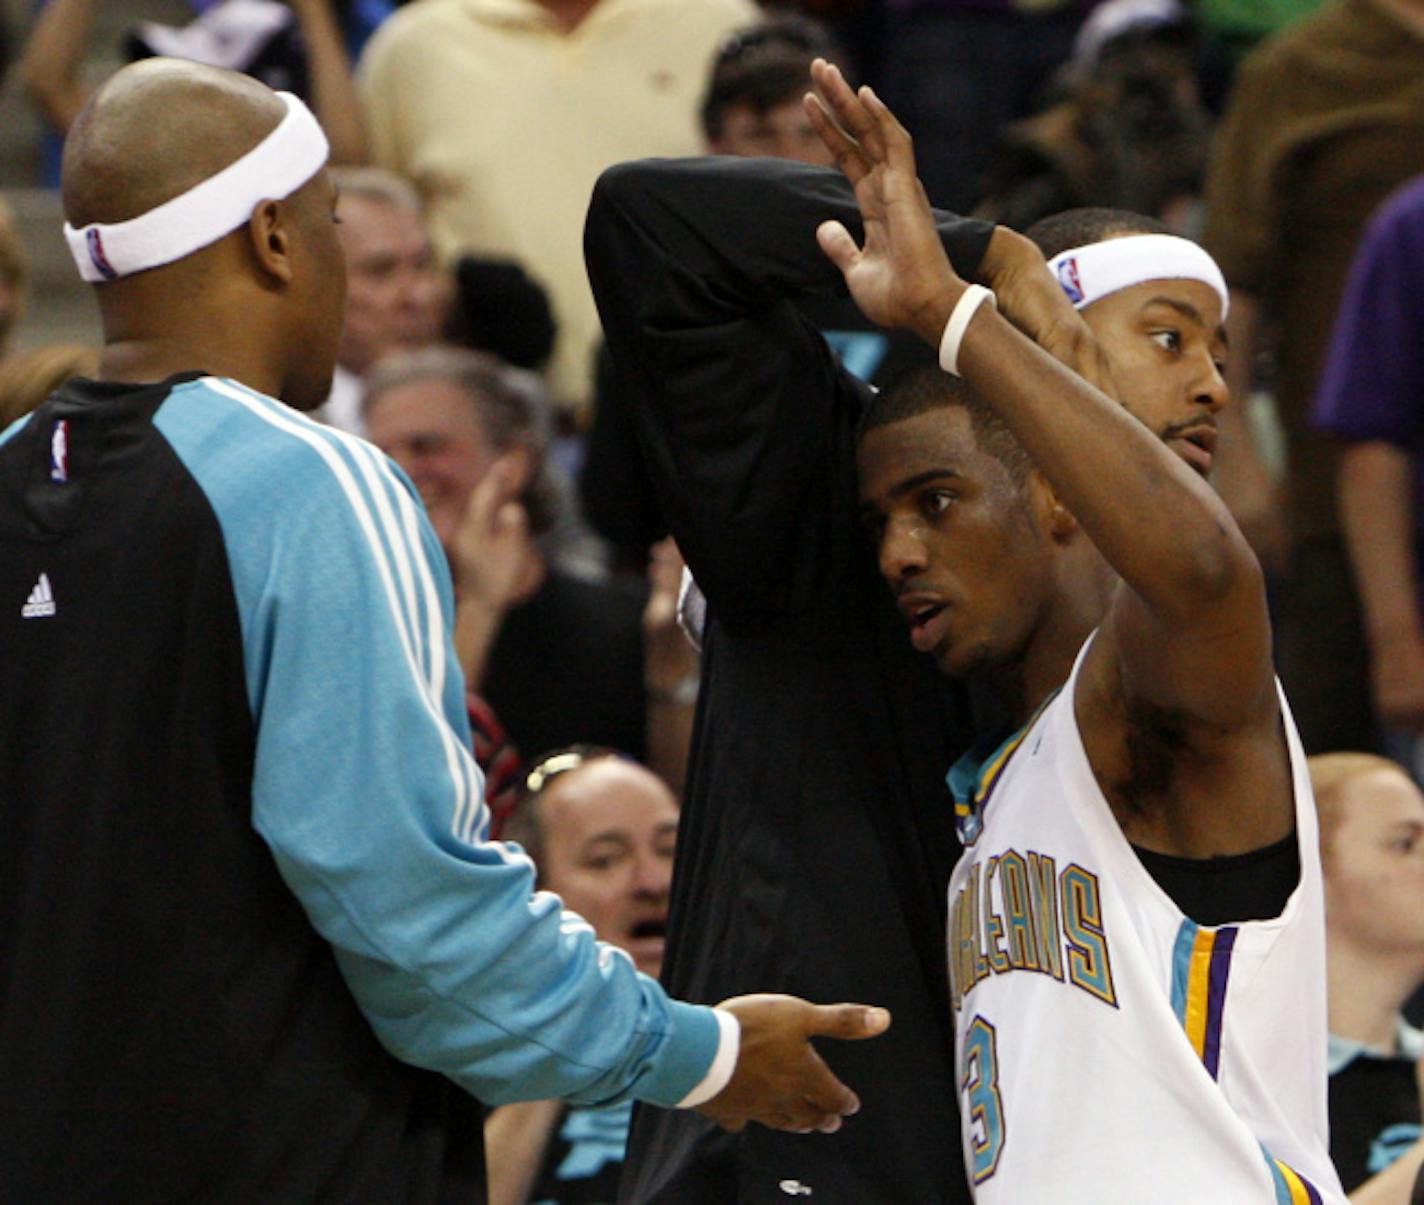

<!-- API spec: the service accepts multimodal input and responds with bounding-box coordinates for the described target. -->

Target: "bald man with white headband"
[0,58,892,1203]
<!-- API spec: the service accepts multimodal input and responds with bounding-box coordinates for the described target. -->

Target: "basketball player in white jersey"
[807,60,1346,1201]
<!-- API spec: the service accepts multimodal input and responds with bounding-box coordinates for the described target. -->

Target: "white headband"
[1047,234,1229,320]
[64,91,329,283]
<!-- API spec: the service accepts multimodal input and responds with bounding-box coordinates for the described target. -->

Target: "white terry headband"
[1047,234,1229,320]
[64,91,329,283]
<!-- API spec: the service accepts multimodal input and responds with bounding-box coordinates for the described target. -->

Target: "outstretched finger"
[815,219,861,277]
[811,58,886,165]
[803,91,867,186]
[803,1002,892,1041]
[463,464,507,530]
[492,499,529,541]
[795,1044,861,1119]
[472,452,524,514]
[859,85,919,179]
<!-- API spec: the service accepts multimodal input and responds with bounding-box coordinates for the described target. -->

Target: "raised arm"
[1313,183,1424,740]
[18,0,95,134]
[1213,289,1288,572]
[1339,442,1424,734]
[584,155,994,625]
[807,61,1281,843]
[288,0,368,164]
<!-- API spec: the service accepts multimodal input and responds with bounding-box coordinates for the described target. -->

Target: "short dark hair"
[1024,207,1170,261]
[859,367,1035,487]
[701,16,841,140]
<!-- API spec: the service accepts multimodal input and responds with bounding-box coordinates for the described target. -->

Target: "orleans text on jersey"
[942,641,1346,1204]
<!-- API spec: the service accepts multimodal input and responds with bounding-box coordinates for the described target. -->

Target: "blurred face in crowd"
[336,193,447,376]
[1322,762,1424,960]
[710,97,833,166]
[1079,268,1229,478]
[366,376,496,548]
[537,759,679,978]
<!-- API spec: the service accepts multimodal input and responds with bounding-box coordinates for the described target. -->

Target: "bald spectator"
[358,0,756,416]
[486,749,679,1204]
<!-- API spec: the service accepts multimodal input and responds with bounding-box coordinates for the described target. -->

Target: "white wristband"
[937,284,997,377]
[675,1007,741,1108]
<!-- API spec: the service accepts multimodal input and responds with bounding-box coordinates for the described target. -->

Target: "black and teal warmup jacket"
[0,374,723,1202]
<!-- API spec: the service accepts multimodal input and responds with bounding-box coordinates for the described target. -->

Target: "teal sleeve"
[155,377,721,1107]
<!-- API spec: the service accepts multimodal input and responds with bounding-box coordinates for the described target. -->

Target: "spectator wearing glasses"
[485,747,680,1204]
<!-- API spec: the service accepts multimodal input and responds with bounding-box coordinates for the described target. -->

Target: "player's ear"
[1028,469,1078,541]
[245,198,294,285]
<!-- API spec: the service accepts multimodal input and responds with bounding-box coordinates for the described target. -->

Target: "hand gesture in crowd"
[450,450,544,610]
[450,450,544,689]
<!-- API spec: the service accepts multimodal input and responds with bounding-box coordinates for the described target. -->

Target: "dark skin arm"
[808,60,1291,858]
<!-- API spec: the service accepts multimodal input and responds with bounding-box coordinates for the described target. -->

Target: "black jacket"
[586,157,992,1204]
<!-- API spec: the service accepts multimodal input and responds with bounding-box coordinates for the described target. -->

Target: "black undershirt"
[1133,829,1300,926]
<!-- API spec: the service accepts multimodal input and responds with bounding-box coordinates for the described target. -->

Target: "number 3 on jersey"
[962,1016,1005,1183]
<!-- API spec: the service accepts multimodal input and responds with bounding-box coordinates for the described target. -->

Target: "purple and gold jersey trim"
[1170,919,1237,1079]
[947,689,1059,845]
[1262,1145,1323,1204]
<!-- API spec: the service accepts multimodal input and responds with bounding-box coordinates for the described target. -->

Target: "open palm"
[804,59,966,344]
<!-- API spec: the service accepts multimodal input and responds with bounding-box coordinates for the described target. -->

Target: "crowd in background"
[2,0,1423,1199]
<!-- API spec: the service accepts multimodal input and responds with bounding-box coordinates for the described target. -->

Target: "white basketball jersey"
[946,640,1345,1203]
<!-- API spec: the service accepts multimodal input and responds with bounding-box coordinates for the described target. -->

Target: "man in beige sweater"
[359,0,755,417]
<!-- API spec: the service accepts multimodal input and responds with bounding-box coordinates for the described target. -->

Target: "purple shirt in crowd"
[1312,172,1424,550]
